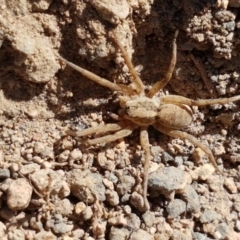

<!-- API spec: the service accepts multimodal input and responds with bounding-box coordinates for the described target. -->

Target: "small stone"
[142,211,155,227]
[54,199,73,216]
[58,150,70,163]
[0,206,15,221]
[109,227,130,240]
[174,156,183,166]
[108,215,127,226]
[192,232,209,240]
[180,185,200,213]
[30,169,63,196]
[33,142,46,154]
[92,220,107,237]
[235,220,240,231]
[130,191,145,211]
[130,229,154,240]
[126,213,141,231]
[75,202,86,215]
[106,190,119,206]
[148,166,187,196]
[89,0,130,24]
[166,199,187,218]
[0,169,10,179]
[53,222,74,234]
[215,222,229,239]
[200,209,221,224]
[116,175,135,195]
[69,149,82,161]
[191,164,215,181]
[162,152,174,163]
[67,169,106,204]
[34,230,57,240]
[19,163,40,175]
[71,229,84,239]
[224,178,237,193]
[8,228,25,240]
[0,221,6,237]
[82,206,93,221]
[7,178,32,210]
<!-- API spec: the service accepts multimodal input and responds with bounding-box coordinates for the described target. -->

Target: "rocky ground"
[0,0,240,239]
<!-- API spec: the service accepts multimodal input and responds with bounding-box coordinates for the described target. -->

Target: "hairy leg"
[59,56,134,95]
[66,123,124,137]
[112,31,144,94]
[153,122,222,173]
[86,124,137,145]
[162,94,240,107]
[147,30,179,98]
[140,126,151,211]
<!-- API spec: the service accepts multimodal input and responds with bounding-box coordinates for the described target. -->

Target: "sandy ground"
[0,0,240,239]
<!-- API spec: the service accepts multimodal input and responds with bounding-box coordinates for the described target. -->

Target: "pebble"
[148,166,187,196]
[162,152,174,163]
[0,221,6,237]
[30,169,63,196]
[215,222,229,239]
[126,213,141,231]
[106,189,119,206]
[142,211,155,227]
[89,0,130,24]
[224,177,237,193]
[33,142,46,154]
[19,163,40,175]
[69,148,82,161]
[150,146,162,163]
[53,222,74,234]
[7,178,32,210]
[174,156,184,166]
[191,164,215,181]
[34,230,57,240]
[171,229,192,240]
[0,206,15,221]
[8,228,25,240]
[109,227,130,240]
[116,175,135,195]
[166,199,187,218]
[130,229,154,240]
[108,214,127,226]
[58,150,70,162]
[180,185,200,214]
[67,169,106,203]
[54,199,73,216]
[92,220,107,237]
[236,220,240,231]
[130,191,145,211]
[82,206,93,221]
[192,232,209,240]
[0,169,10,179]
[199,209,221,223]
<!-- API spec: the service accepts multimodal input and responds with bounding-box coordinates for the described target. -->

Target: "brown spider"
[59,30,240,211]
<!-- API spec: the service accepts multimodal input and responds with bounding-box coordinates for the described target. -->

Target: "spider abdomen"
[157,103,192,129]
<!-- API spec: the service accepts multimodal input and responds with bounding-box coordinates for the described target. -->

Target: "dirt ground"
[0,0,240,239]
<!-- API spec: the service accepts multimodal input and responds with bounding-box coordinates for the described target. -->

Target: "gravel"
[0,0,240,239]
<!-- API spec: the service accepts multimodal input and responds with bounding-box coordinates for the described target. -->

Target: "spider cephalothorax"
[60,30,240,211]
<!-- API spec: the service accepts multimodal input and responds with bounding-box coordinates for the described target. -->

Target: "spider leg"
[66,123,123,137]
[147,30,178,98]
[153,122,222,173]
[161,94,240,106]
[86,124,137,145]
[112,31,145,94]
[59,56,134,95]
[140,126,151,211]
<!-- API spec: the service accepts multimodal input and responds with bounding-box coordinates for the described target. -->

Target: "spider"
[59,30,240,211]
